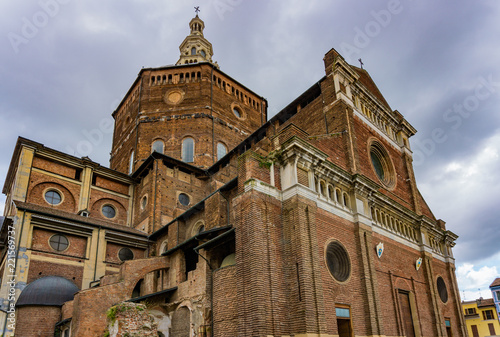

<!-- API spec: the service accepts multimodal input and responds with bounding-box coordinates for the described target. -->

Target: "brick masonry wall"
[71,256,168,336]
[315,205,369,336]
[105,242,146,265]
[88,188,129,225]
[110,63,265,173]
[213,265,237,335]
[15,306,61,337]
[352,115,415,211]
[31,227,87,258]
[32,156,77,179]
[27,259,83,288]
[93,175,130,195]
[233,189,287,336]
[27,171,80,212]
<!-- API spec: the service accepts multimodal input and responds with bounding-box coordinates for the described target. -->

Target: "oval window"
[233,107,242,118]
[178,193,190,206]
[102,205,116,219]
[45,190,62,205]
[437,276,448,303]
[118,247,134,262]
[369,141,395,188]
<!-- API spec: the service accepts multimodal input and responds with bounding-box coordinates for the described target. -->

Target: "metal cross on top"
[194,6,200,15]
[358,58,364,69]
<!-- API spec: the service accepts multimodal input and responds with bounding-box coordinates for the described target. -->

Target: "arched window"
[191,47,196,55]
[320,181,326,196]
[182,138,194,163]
[129,151,134,175]
[217,142,227,160]
[152,140,164,154]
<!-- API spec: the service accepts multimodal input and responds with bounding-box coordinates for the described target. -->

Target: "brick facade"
[0,15,466,337]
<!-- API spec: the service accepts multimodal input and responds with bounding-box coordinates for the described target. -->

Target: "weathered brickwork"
[15,306,61,337]
[27,172,80,212]
[213,265,237,335]
[105,242,146,265]
[31,227,87,258]
[27,259,84,288]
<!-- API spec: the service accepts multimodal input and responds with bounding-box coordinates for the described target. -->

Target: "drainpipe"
[93,226,101,283]
[211,66,215,166]
[152,159,159,233]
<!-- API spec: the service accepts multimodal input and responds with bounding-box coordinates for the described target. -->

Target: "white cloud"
[456,263,499,300]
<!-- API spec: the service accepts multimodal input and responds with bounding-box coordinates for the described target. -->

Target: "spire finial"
[194,6,200,15]
[358,58,364,69]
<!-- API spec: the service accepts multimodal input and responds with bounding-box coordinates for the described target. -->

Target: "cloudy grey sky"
[1,1,499,299]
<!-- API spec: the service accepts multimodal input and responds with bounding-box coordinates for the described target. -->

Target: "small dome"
[16,276,79,307]
[220,253,235,268]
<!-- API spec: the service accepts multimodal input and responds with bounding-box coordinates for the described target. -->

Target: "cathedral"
[0,14,466,337]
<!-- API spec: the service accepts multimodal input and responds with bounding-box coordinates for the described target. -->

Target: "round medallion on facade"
[437,276,448,303]
[325,240,351,283]
[369,139,396,188]
[164,89,185,105]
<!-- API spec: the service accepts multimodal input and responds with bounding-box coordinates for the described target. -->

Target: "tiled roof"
[477,298,495,307]
[490,277,500,288]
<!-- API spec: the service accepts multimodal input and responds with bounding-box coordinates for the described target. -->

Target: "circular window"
[437,276,448,303]
[325,241,351,282]
[178,193,190,206]
[45,190,62,205]
[141,196,147,210]
[49,234,69,251]
[102,205,116,219]
[369,140,395,188]
[118,247,134,262]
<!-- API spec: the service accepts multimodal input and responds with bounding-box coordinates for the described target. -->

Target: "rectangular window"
[496,291,500,301]
[489,323,496,336]
[335,306,353,337]
[336,307,350,318]
[398,291,416,337]
[483,309,494,320]
[465,308,476,315]
[471,325,479,337]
